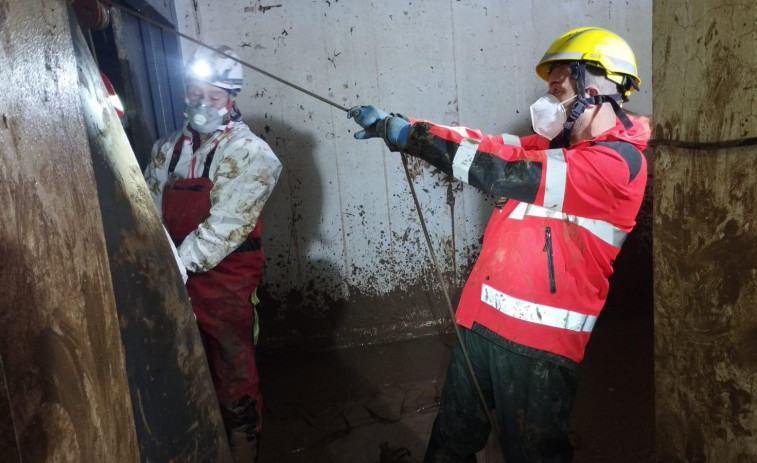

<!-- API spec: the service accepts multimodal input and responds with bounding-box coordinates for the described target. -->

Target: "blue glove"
[348,105,388,140]
[348,105,411,150]
[382,116,411,150]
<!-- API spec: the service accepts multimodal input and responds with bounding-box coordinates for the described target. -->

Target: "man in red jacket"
[348,27,649,462]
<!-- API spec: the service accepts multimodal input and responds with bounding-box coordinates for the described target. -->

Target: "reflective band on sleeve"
[438,125,473,138]
[508,202,627,248]
[481,284,597,332]
[452,138,480,184]
[509,201,527,220]
[500,133,521,146]
[543,149,567,211]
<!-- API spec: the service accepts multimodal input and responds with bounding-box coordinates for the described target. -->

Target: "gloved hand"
[348,105,411,150]
[348,105,388,139]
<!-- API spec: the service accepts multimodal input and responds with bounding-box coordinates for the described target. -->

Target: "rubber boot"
[228,429,258,463]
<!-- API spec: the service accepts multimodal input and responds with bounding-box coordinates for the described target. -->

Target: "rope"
[102,0,495,426]
[99,0,349,112]
[400,152,495,429]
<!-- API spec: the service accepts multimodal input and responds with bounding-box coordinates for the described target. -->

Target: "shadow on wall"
[245,113,437,463]
[243,112,347,354]
[248,110,458,354]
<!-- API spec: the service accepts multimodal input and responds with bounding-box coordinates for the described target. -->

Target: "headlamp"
[190,60,213,80]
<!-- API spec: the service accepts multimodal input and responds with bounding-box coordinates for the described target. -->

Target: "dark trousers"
[424,326,576,463]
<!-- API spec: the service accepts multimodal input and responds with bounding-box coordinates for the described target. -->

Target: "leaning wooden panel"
[0,0,140,461]
[654,0,757,460]
[69,6,232,463]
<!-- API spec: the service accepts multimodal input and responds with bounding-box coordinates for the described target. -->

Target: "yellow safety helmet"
[535,27,640,98]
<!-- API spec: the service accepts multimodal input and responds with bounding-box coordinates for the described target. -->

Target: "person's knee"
[423,416,485,463]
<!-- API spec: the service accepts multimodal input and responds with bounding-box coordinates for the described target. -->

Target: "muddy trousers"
[187,271,262,441]
[424,327,576,463]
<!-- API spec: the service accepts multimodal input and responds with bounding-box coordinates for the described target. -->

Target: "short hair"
[585,65,622,95]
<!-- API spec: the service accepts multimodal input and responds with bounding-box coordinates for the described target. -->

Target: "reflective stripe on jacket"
[403,116,649,362]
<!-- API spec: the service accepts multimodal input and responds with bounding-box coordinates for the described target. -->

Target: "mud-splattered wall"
[174,1,653,349]
[653,0,757,460]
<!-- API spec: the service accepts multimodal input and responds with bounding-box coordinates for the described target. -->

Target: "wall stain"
[259,275,459,353]
[326,51,341,68]
[0,1,8,29]
[29,328,92,462]
[243,3,283,13]
[655,141,757,459]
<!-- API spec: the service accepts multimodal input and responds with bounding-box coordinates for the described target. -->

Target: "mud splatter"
[244,4,282,13]
[734,326,757,372]
[0,1,8,29]
[327,51,342,68]
[220,155,240,179]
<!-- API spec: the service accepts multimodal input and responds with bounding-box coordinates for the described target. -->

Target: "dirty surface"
[0,1,139,461]
[71,8,231,463]
[653,1,757,460]
[257,293,654,463]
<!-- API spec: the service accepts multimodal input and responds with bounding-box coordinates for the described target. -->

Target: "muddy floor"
[257,298,654,463]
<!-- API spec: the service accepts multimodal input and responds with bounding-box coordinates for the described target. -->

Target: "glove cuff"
[378,115,411,152]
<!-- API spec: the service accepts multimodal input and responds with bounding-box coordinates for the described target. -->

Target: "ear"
[583,86,602,108]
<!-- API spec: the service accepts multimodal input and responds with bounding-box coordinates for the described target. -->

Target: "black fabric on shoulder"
[591,141,642,182]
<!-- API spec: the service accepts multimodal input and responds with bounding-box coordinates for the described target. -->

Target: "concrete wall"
[174,0,653,349]
[653,1,757,460]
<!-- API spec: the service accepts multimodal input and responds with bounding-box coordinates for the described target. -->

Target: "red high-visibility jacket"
[403,116,650,362]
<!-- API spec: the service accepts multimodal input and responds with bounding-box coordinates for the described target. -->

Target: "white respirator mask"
[529,94,577,140]
[185,99,229,134]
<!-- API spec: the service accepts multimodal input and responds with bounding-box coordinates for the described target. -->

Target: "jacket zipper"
[544,226,556,294]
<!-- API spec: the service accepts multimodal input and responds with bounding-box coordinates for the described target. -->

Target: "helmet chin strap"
[553,62,633,148]
[229,101,242,121]
[220,98,243,123]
